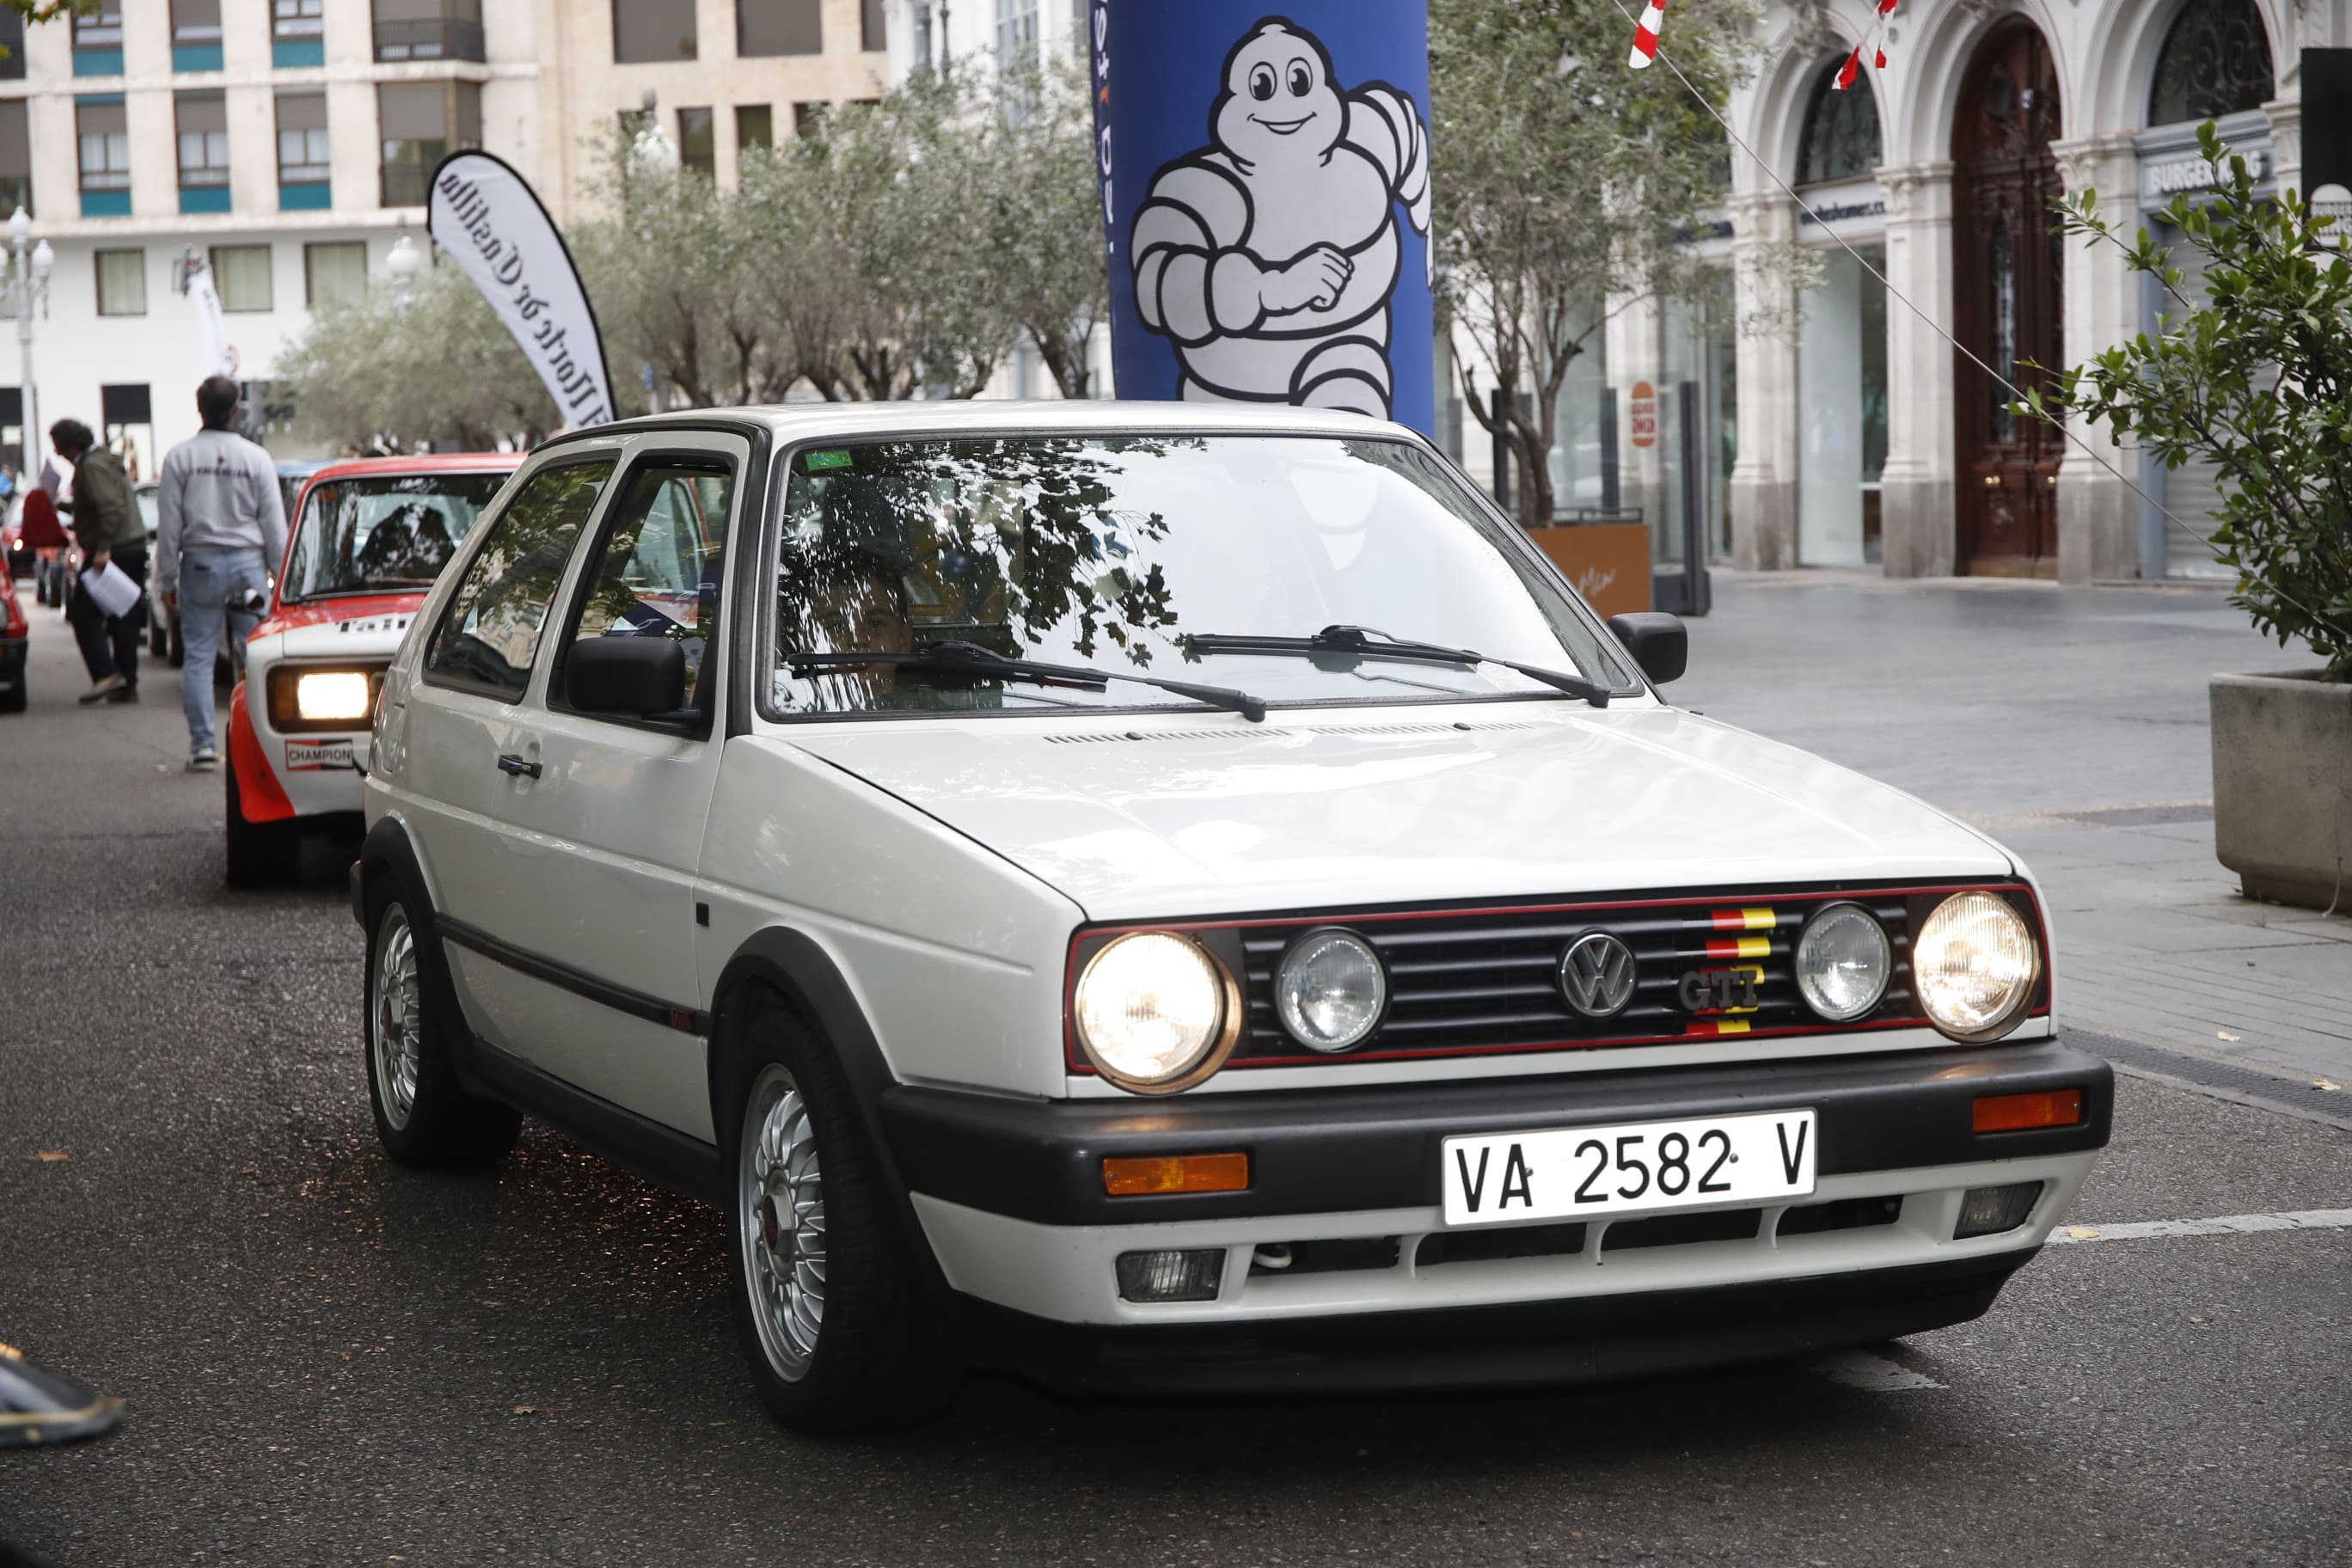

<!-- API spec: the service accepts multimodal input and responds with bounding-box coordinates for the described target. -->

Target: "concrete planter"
[2211,671,2352,910]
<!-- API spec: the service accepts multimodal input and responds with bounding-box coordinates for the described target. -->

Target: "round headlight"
[1074,932,1237,1092]
[1275,929,1387,1052]
[1795,903,1891,1022]
[1913,892,2040,1039]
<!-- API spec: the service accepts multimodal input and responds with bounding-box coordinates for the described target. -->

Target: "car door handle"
[496,753,542,780]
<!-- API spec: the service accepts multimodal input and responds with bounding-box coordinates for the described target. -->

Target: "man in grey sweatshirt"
[156,377,289,771]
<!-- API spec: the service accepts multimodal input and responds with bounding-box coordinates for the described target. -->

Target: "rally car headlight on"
[1794,903,1891,1022]
[1074,932,1240,1093]
[267,665,383,732]
[1276,928,1387,1051]
[1914,892,2040,1040]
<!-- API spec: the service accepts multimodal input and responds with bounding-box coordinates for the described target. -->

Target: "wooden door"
[1952,21,2063,577]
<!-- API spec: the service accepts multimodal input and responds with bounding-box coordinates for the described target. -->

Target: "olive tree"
[1430,0,1760,527]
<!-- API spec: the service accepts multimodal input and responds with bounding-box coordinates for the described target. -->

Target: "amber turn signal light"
[1102,1153,1249,1197]
[1972,1088,2084,1133]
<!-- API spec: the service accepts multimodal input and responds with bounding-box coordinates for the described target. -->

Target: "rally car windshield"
[282,472,511,601]
[769,435,1637,719]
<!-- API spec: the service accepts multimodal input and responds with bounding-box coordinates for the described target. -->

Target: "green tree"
[1430,0,1760,527]
[984,60,1111,399]
[2020,124,2352,680]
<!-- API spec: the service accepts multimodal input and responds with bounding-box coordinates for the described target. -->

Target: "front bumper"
[886,1040,2111,1387]
[0,635,25,698]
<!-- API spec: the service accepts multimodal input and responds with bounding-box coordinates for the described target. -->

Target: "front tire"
[363,873,521,1169]
[224,755,302,888]
[723,993,957,1434]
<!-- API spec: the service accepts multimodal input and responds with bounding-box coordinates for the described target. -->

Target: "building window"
[380,82,481,207]
[1796,58,1882,185]
[736,104,773,154]
[613,0,696,63]
[95,248,146,316]
[740,0,821,56]
[995,0,1038,71]
[0,100,28,216]
[0,10,22,82]
[74,5,125,50]
[273,0,324,40]
[211,244,273,313]
[172,0,223,44]
[176,92,230,187]
[277,92,330,183]
[374,0,486,64]
[77,99,131,192]
[677,107,714,177]
[304,241,368,309]
[101,385,153,482]
[2149,0,2274,126]
[863,0,885,52]
[910,1,932,72]
[793,101,824,138]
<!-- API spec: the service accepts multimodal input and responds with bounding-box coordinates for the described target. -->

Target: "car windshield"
[282,471,511,600]
[769,435,1634,719]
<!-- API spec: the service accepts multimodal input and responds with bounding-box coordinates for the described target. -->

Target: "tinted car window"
[282,471,511,600]
[424,461,612,699]
[563,462,734,710]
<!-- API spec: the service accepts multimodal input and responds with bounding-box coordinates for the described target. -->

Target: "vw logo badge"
[1559,932,1638,1019]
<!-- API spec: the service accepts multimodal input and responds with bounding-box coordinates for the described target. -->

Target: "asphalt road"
[3,594,2348,1566]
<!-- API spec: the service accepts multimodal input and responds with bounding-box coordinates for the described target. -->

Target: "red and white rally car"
[225,453,520,885]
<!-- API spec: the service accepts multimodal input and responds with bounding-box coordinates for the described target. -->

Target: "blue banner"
[1087,2,1436,436]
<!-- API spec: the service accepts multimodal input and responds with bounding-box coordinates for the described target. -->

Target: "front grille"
[1228,890,1921,1066]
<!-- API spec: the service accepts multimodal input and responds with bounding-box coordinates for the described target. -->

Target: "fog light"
[1114,1247,1225,1303]
[1954,1181,2043,1239]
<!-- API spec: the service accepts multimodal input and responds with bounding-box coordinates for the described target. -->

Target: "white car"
[354,403,2111,1434]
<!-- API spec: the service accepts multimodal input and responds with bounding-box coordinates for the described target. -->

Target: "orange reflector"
[1973,1088,2085,1133]
[1102,1153,1250,1197]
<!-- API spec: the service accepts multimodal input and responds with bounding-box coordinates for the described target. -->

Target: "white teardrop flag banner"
[426,150,616,428]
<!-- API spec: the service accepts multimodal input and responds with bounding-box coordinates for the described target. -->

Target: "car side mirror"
[1607,612,1687,686]
[567,637,687,717]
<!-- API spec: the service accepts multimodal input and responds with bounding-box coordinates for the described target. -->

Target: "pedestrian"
[155,377,287,772]
[52,417,145,706]
[18,481,69,606]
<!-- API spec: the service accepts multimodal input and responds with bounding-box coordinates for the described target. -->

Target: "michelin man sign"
[1088,2,1437,437]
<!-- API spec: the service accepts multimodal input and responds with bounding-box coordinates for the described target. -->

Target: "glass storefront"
[1662,267,1737,564]
[1796,243,1888,565]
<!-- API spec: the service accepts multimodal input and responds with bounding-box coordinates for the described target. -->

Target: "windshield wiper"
[1181,624,1616,707]
[787,640,1269,723]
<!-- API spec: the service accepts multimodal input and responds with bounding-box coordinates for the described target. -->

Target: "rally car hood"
[787,704,2015,920]
[249,595,424,664]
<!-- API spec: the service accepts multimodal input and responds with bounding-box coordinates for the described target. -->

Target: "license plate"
[1441,1109,1817,1227]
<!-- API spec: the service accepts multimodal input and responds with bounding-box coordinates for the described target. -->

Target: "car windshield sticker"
[804,450,854,474]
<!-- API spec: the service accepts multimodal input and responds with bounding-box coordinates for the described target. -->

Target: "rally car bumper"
[885,1040,2111,1393]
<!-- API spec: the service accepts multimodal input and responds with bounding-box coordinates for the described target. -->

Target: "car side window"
[557,460,734,716]
[422,460,614,700]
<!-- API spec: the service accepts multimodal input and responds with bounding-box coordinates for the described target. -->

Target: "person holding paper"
[155,378,286,773]
[54,418,144,706]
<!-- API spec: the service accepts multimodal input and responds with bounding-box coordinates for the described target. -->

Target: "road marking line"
[1809,1350,1945,1392]
[2047,1209,2352,1245]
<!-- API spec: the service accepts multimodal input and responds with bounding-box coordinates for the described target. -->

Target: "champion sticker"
[285,738,357,772]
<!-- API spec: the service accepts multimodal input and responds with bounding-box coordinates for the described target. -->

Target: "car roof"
[301,452,524,483]
[537,400,1417,450]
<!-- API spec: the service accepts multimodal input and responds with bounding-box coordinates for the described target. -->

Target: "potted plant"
[2023,125,2350,911]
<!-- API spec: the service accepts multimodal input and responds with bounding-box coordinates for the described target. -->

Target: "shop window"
[0,100,28,216]
[374,0,486,63]
[305,241,367,309]
[95,248,146,316]
[211,244,274,313]
[613,0,696,62]
[380,81,481,207]
[77,99,130,191]
[2149,0,2273,126]
[737,105,773,154]
[1796,58,1881,186]
[678,107,714,177]
[740,0,820,56]
[101,384,154,483]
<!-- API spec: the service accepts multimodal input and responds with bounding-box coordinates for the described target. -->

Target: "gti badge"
[1680,967,1761,1013]
[1559,932,1638,1019]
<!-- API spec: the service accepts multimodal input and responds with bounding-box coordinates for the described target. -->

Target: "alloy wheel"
[371,904,423,1131]
[739,1065,827,1381]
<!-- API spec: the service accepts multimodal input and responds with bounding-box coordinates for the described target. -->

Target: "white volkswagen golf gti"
[355,403,2110,1433]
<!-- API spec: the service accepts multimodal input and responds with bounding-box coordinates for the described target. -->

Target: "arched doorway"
[1951,19,2062,576]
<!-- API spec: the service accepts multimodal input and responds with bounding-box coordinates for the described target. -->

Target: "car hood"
[251,595,425,663]
[787,705,2014,919]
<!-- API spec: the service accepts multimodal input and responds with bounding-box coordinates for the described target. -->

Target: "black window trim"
[746,423,1649,728]
[418,451,622,705]
[544,446,742,741]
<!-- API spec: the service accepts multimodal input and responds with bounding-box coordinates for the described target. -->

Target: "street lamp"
[7,206,53,481]
[386,230,422,300]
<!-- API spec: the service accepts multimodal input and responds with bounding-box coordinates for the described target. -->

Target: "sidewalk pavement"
[1676,569,2350,1088]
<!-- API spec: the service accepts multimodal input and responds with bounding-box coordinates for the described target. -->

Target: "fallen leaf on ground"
[2216,1031,2240,1042]
[511,1405,536,1415]
[2315,1078,2340,1092]
[32,1150,69,1162]
[2067,1226,2100,1239]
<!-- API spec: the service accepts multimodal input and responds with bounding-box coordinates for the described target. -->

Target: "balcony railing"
[374,18,486,62]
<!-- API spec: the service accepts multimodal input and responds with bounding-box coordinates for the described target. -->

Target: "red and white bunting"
[1626,0,1669,69]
